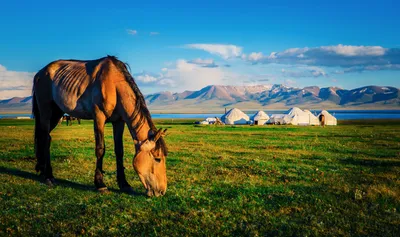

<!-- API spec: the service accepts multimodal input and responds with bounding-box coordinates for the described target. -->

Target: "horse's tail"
[32,72,40,118]
[32,74,41,171]
[32,91,40,131]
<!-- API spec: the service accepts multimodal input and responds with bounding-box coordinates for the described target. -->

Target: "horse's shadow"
[0,166,144,196]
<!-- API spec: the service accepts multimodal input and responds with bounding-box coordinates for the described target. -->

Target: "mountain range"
[143,84,400,112]
[1,84,399,113]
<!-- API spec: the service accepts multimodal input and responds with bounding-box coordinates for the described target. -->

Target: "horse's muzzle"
[147,188,166,197]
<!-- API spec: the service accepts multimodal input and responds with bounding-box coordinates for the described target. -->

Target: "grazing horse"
[319,114,326,127]
[59,115,81,126]
[32,56,168,197]
[62,115,81,126]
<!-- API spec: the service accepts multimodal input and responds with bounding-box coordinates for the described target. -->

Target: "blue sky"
[0,0,399,98]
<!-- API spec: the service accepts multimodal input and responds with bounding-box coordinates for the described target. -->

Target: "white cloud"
[136,74,158,83]
[282,47,309,55]
[175,59,196,71]
[283,79,296,86]
[188,58,214,65]
[157,78,175,86]
[244,44,400,70]
[320,44,386,56]
[162,59,225,90]
[308,66,327,77]
[334,64,400,74]
[267,52,277,59]
[157,60,279,91]
[0,65,35,99]
[187,58,218,68]
[149,32,159,36]
[247,52,264,62]
[280,66,327,78]
[127,29,137,35]
[133,59,249,93]
[184,44,243,59]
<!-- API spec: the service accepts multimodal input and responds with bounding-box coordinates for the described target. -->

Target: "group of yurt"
[200,107,337,126]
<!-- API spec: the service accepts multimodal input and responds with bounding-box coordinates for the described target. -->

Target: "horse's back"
[34,57,114,119]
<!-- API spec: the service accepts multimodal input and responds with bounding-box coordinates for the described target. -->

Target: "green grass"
[0,119,399,236]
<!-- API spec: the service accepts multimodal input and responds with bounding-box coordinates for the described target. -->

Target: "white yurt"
[205,117,217,124]
[269,114,286,125]
[303,110,320,126]
[221,108,250,125]
[284,107,310,125]
[251,110,270,125]
[317,110,337,126]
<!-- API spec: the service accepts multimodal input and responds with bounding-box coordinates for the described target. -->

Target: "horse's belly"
[67,101,94,119]
[53,91,94,119]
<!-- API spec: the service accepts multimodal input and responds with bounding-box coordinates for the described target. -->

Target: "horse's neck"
[115,80,153,142]
[127,114,152,142]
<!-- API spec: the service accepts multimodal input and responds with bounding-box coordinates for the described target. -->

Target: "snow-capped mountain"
[1,85,399,113]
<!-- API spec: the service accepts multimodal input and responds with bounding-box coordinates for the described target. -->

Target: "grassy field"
[0,119,399,236]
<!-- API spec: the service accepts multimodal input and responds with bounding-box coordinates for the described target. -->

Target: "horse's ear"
[154,128,167,142]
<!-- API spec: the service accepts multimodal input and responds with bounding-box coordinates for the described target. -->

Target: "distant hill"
[0,96,33,113]
[143,84,400,112]
[1,85,399,113]
[0,96,32,105]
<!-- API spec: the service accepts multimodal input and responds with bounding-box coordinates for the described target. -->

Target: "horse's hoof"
[44,178,55,187]
[97,187,109,194]
[120,186,134,194]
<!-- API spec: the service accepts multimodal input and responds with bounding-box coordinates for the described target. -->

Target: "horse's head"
[133,128,167,197]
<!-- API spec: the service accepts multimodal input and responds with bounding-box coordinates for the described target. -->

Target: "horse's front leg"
[93,111,107,192]
[112,120,133,193]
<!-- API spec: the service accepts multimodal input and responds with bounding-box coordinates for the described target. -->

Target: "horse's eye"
[154,158,162,163]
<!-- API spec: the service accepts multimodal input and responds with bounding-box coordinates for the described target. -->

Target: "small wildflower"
[354,189,363,200]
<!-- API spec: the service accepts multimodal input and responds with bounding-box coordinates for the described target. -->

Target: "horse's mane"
[107,56,168,155]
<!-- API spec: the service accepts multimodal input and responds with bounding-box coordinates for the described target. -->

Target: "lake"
[1,110,400,120]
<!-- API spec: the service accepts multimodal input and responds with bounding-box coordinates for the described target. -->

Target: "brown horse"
[59,115,81,126]
[32,56,167,197]
[319,114,326,127]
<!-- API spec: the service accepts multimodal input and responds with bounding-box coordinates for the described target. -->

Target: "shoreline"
[1,118,400,126]
[1,108,400,115]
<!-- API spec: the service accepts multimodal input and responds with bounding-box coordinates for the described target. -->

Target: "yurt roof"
[303,110,318,117]
[252,110,269,120]
[222,108,249,120]
[319,110,335,117]
[287,107,307,116]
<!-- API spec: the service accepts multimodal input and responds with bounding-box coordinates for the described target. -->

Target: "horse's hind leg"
[34,107,54,185]
[113,120,133,193]
[34,112,45,174]
[44,104,64,184]
[93,110,108,192]
[34,102,63,186]
[33,93,48,176]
